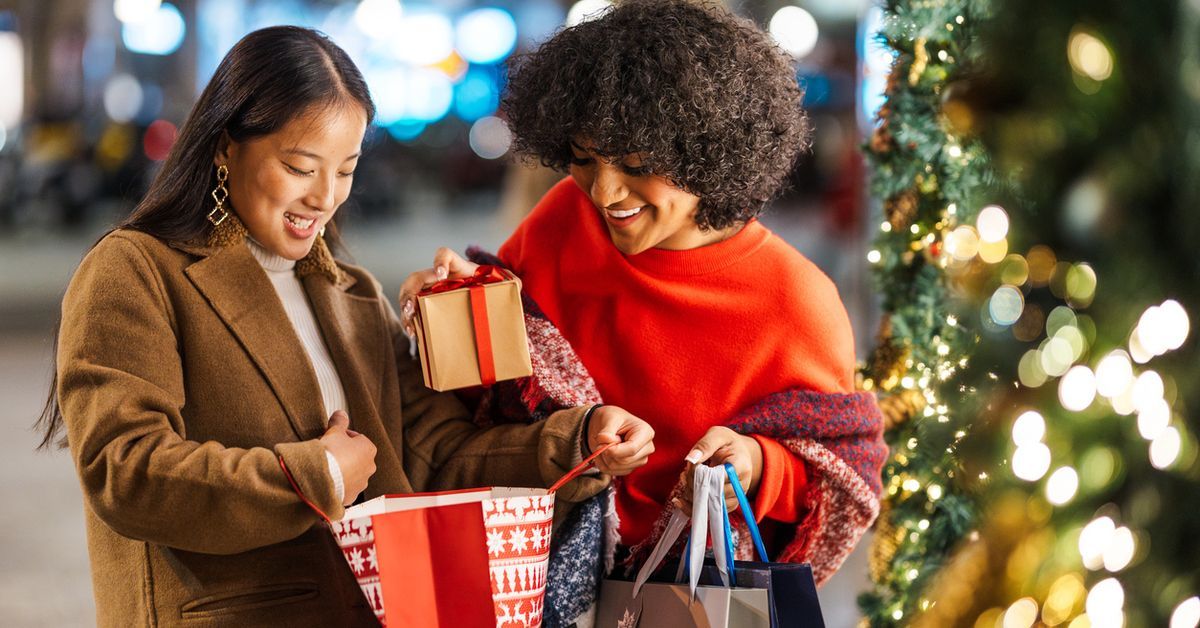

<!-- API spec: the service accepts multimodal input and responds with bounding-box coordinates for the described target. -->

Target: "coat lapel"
[184,244,328,440]
[303,273,390,448]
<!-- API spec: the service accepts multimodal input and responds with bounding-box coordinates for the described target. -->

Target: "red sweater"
[499,179,858,546]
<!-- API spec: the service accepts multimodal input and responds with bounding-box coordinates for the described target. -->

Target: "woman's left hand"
[672,426,763,513]
[397,247,480,336]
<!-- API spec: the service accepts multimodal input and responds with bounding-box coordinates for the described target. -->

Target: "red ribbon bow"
[416,265,510,387]
[418,265,508,296]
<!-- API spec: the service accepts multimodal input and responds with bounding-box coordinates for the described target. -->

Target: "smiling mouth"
[284,212,316,229]
[605,206,644,219]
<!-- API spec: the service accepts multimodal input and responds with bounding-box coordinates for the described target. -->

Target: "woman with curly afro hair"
[401,1,886,622]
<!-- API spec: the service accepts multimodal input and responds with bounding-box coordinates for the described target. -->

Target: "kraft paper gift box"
[413,265,533,391]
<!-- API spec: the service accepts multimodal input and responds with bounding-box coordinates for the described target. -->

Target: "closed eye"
[569,156,594,166]
[284,162,314,177]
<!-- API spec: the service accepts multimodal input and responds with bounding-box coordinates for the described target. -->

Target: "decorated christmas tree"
[860,0,1200,626]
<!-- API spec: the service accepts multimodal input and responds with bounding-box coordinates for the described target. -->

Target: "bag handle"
[548,441,614,493]
[723,462,770,562]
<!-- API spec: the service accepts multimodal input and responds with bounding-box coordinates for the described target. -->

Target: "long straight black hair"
[35,26,376,449]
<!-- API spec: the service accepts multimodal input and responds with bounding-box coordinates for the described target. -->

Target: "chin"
[606,229,650,256]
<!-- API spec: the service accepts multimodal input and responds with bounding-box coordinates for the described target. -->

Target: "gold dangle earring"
[207,165,230,226]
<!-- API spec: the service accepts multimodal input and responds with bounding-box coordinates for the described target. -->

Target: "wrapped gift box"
[413,266,533,391]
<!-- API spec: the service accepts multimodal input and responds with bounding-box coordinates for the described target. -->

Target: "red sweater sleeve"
[749,434,809,523]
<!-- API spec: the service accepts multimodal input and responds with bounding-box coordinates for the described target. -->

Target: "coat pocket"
[179,581,319,619]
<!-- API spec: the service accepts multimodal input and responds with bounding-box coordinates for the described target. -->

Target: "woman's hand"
[319,411,378,506]
[672,426,763,513]
[585,405,656,476]
[397,247,480,336]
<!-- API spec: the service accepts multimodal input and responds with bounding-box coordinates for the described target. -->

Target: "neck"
[245,238,297,272]
[656,222,744,251]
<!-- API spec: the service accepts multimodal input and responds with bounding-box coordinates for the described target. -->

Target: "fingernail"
[436,266,448,280]
[403,300,414,316]
[685,450,702,464]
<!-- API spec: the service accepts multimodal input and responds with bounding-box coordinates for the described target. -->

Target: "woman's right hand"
[319,411,377,506]
[397,247,480,336]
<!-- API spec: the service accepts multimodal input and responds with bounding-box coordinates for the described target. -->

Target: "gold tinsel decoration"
[869,315,911,391]
[879,389,928,431]
[868,498,899,583]
[908,36,929,86]
[885,189,919,231]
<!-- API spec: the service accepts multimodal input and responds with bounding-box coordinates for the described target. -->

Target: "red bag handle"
[280,441,615,523]
[549,442,614,493]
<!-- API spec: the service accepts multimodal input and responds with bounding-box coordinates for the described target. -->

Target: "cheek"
[569,166,593,191]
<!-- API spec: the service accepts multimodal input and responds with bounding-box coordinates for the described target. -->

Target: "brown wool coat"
[56,228,606,627]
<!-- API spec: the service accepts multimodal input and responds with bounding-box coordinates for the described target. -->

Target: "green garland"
[857,0,995,625]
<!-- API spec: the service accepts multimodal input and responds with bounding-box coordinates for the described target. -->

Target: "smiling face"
[217,103,367,260]
[568,140,737,255]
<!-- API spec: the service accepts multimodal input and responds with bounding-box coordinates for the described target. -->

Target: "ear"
[213,131,233,167]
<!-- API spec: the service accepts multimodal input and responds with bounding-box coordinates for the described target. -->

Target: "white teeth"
[285,213,315,229]
[607,207,643,219]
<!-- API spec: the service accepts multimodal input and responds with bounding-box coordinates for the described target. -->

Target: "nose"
[590,163,628,209]
[305,172,338,213]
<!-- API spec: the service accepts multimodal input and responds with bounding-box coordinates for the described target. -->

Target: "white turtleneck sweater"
[247,239,346,504]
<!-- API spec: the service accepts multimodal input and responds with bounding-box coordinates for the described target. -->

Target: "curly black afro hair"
[501,0,809,230]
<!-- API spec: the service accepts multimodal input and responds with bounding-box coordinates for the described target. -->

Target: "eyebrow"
[284,148,361,162]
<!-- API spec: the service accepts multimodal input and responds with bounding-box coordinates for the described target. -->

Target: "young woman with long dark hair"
[37,26,652,626]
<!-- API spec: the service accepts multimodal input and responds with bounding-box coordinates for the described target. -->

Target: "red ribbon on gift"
[417,265,509,387]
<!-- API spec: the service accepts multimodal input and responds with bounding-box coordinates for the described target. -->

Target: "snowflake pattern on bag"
[331,494,556,627]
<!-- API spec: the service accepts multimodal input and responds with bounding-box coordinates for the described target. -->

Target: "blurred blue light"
[455,8,517,65]
[369,67,453,125]
[122,3,186,56]
[387,121,426,141]
[514,0,564,46]
[453,68,500,122]
[799,73,832,107]
[857,5,892,127]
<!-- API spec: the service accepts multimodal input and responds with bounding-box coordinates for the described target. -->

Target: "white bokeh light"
[468,116,512,159]
[1170,597,1200,628]
[392,12,455,65]
[1131,370,1165,413]
[1012,411,1046,447]
[769,6,820,59]
[1150,427,1182,470]
[1013,442,1051,482]
[121,3,186,56]
[103,74,143,123]
[1045,466,1079,505]
[1095,350,1133,398]
[977,205,1010,243]
[1059,365,1097,412]
[1102,526,1135,572]
[354,0,403,40]
[114,0,162,24]
[566,0,613,27]
[456,8,518,65]
[1136,398,1171,441]
[1079,516,1115,570]
[1086,578,1125,621]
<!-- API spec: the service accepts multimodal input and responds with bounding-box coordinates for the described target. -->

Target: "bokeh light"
[122,3,186,56]
[114,0,162,24]
[103,74,143,123]
[392,12,454,66]
[354,0,402,40]
[1068,27,1114,82]
[142,119,177,161]
[1150,427,1181,469]
[1059,365,1097,411]
[989,285,1025,326]
[977,204,1009,242]
[1136,398,1170,441]
[566,0,612,26]
[1085,579,1125,624]
[1095,350,1133,398]
[1079,516,1115,570]
[1002,597,1039,628]
[769,6,820,59]
[1102,526,1135,572]
[455,8,517,65]
[1013,442,1051,482]
[1046,466,1079,505]
[1012,410,1046,447]
[468,116,512,159]
[1170,597,1200,628]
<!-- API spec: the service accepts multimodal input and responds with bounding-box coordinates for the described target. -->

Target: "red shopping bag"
[281,445,609,627]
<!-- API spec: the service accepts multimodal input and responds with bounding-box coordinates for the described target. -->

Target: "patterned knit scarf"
[466,249,888,627]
